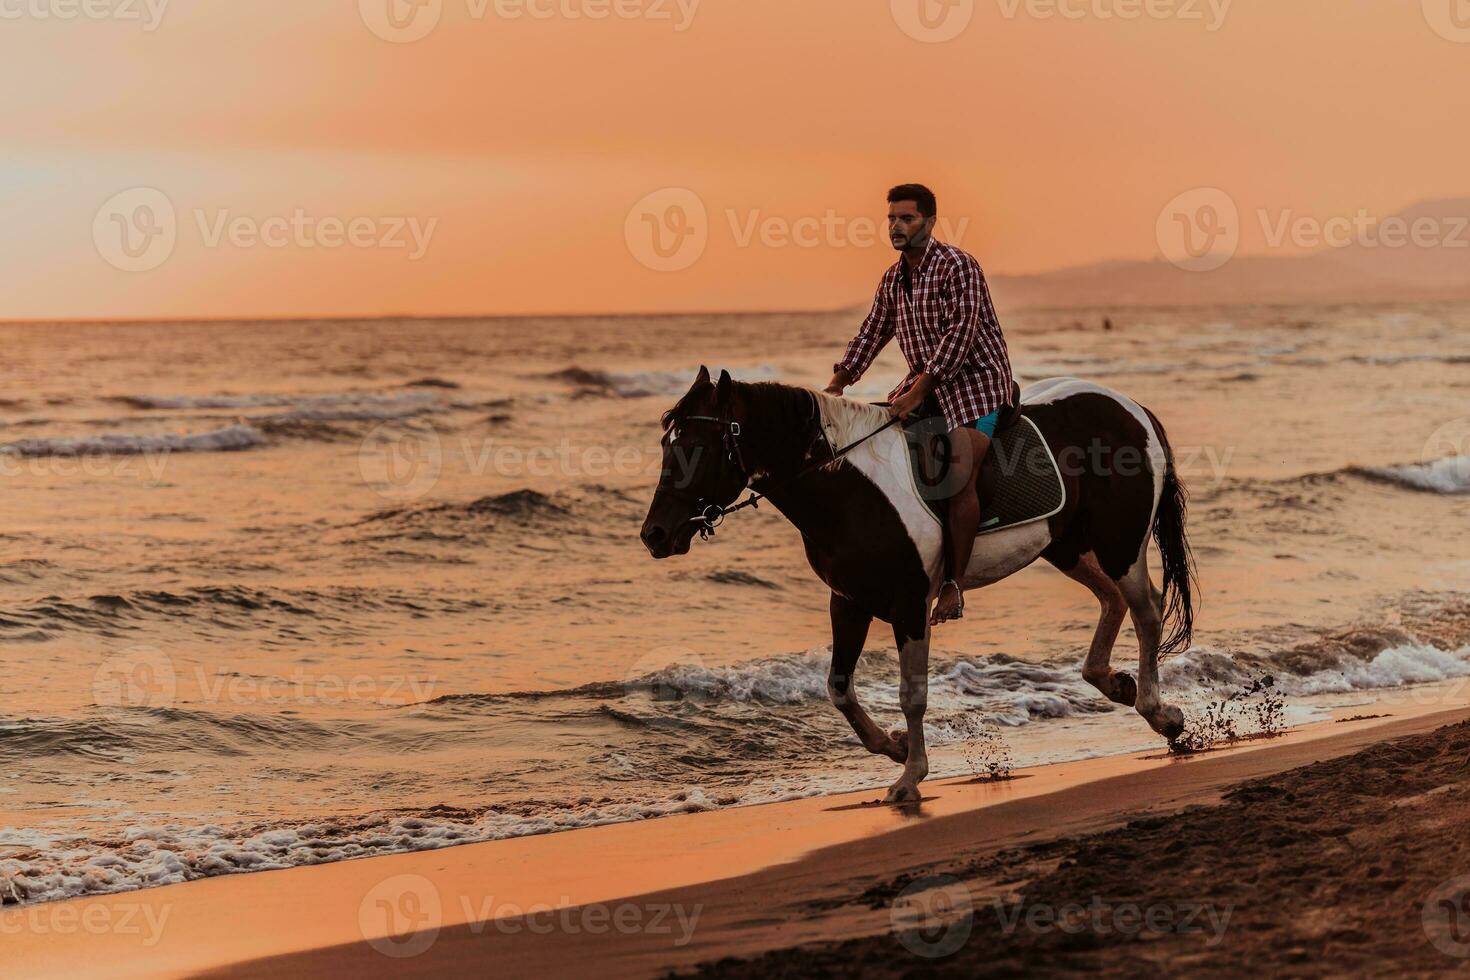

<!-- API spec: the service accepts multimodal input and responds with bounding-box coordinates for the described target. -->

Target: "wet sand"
[6,699,1469,978]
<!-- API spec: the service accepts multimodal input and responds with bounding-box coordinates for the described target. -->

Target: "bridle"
[671,392,900,540]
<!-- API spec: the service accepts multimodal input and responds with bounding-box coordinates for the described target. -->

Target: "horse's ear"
[694,365,711,386]
[715,369,733,406]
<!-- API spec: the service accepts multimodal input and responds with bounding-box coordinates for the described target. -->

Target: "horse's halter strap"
[670,413,748,539]
[675,393,897,541]
[679,414,749,477]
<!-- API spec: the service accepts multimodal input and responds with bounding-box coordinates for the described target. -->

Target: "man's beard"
[893,231,929,252]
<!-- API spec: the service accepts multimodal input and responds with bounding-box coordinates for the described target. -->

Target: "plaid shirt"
[835,238,1013,431]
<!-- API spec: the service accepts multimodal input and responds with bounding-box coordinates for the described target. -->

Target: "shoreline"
[7,699,1468,979]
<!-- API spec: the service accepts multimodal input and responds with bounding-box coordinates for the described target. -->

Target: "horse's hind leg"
[827,593,906,764]
[1118,549,1186,740]
[1062,552,1136,707]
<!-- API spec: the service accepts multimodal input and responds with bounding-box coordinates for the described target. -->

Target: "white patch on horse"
[812,392,944,580]
[1023,377,1167,524]
[963,520,1052,590]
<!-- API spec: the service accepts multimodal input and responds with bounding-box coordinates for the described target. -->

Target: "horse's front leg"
[885,611,930,803]
[828,593,906,764]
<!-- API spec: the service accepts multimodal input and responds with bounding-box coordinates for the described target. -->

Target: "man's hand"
[888,372,936,420]
[824,368,853,397]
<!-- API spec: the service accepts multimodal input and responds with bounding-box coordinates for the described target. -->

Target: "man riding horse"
[824,183,1013,626]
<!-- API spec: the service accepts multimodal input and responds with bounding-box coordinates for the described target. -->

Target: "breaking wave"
[0,584,493,643]
[0,424,265,458]
[113,391,440,415]
[1352,456,1470,495]
[543,365,780,398]
[5,620,1470,906]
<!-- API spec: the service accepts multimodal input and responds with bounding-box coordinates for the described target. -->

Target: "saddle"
[899,382,1066,536]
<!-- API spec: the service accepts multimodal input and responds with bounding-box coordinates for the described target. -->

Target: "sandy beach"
[6,698,1469,978]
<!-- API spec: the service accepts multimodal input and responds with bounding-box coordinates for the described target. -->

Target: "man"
[825,184,1014,626]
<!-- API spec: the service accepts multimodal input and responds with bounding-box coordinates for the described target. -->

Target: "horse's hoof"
[1112,672,1138,707]
[1158,705,1186,741]
[884,781,921,804]
[886,728,910,764]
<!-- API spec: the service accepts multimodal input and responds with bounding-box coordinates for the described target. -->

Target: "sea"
[1,303,1467,905]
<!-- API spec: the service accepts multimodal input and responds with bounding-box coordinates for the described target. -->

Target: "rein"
[680,398,900,540]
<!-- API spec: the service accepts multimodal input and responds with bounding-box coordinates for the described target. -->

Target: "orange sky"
[4,0,1468,319]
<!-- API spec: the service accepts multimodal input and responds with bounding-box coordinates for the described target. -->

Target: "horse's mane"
[810,389,891,447]
[661,379,894,475]
[661,379,818,430]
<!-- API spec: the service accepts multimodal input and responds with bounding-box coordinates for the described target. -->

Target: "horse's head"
[640,366,751,559]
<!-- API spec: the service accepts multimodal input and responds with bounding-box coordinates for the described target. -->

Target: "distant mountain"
[991,198,1470,310]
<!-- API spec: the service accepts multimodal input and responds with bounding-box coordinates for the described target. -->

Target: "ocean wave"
[0,790,734,906]
[0,585,493,643]
[114,391,437,412]
[431,623,1470,726]
[1352,456,1470,495]
[8,626,1470,907]
[347,486,642,548]
[0,424,265,458]
[1204,455,1470,500]
[0,709,349,762]
[543,365,780,398]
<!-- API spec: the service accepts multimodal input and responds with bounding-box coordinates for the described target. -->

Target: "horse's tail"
[1146,409,1197,659]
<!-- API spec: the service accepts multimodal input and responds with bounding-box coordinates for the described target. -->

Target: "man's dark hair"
[887,183,937,218]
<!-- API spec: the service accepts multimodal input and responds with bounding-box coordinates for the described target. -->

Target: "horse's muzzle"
[640,520,691,559]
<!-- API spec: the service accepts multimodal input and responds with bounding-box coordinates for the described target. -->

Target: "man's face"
[888,200,935,252]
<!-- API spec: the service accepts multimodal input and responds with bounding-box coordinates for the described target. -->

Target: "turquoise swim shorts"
[972,408,1002,437]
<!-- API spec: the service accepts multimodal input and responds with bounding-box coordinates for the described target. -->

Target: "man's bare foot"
[930,580,964,625]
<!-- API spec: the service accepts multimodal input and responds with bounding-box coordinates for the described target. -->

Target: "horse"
[640,367,1197,803]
